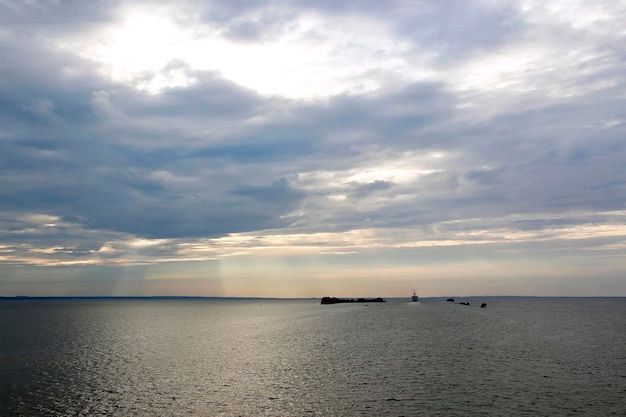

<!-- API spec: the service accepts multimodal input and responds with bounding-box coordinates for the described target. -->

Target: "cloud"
[0,0,625,295]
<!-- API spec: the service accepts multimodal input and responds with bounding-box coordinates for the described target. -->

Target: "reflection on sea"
[1,297,624,416]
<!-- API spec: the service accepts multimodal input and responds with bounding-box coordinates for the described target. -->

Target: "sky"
[1,0,625,298]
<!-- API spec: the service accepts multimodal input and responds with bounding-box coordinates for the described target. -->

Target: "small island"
[320,297,385,304]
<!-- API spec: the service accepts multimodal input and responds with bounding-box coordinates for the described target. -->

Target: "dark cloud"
[393,1,524,60]
[233,177,304,205]
[0,1,114,28]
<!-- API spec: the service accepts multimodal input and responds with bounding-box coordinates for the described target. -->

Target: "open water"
[1,297,625,416]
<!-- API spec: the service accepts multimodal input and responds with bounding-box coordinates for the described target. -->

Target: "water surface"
[1,297,624,416]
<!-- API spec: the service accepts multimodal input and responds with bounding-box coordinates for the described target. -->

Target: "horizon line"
[1,295,624,300]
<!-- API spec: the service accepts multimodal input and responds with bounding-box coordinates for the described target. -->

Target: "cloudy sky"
[1,0,625,297]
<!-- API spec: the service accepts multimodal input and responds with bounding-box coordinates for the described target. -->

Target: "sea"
[1,297,624,416]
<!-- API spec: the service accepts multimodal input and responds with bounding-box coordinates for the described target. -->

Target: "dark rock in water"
[320,296,385,305]
[459,301,470,306]
[446,298,455,302]
[480,303,487,308]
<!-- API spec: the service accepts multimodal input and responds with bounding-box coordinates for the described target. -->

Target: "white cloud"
[58,6,435,98]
